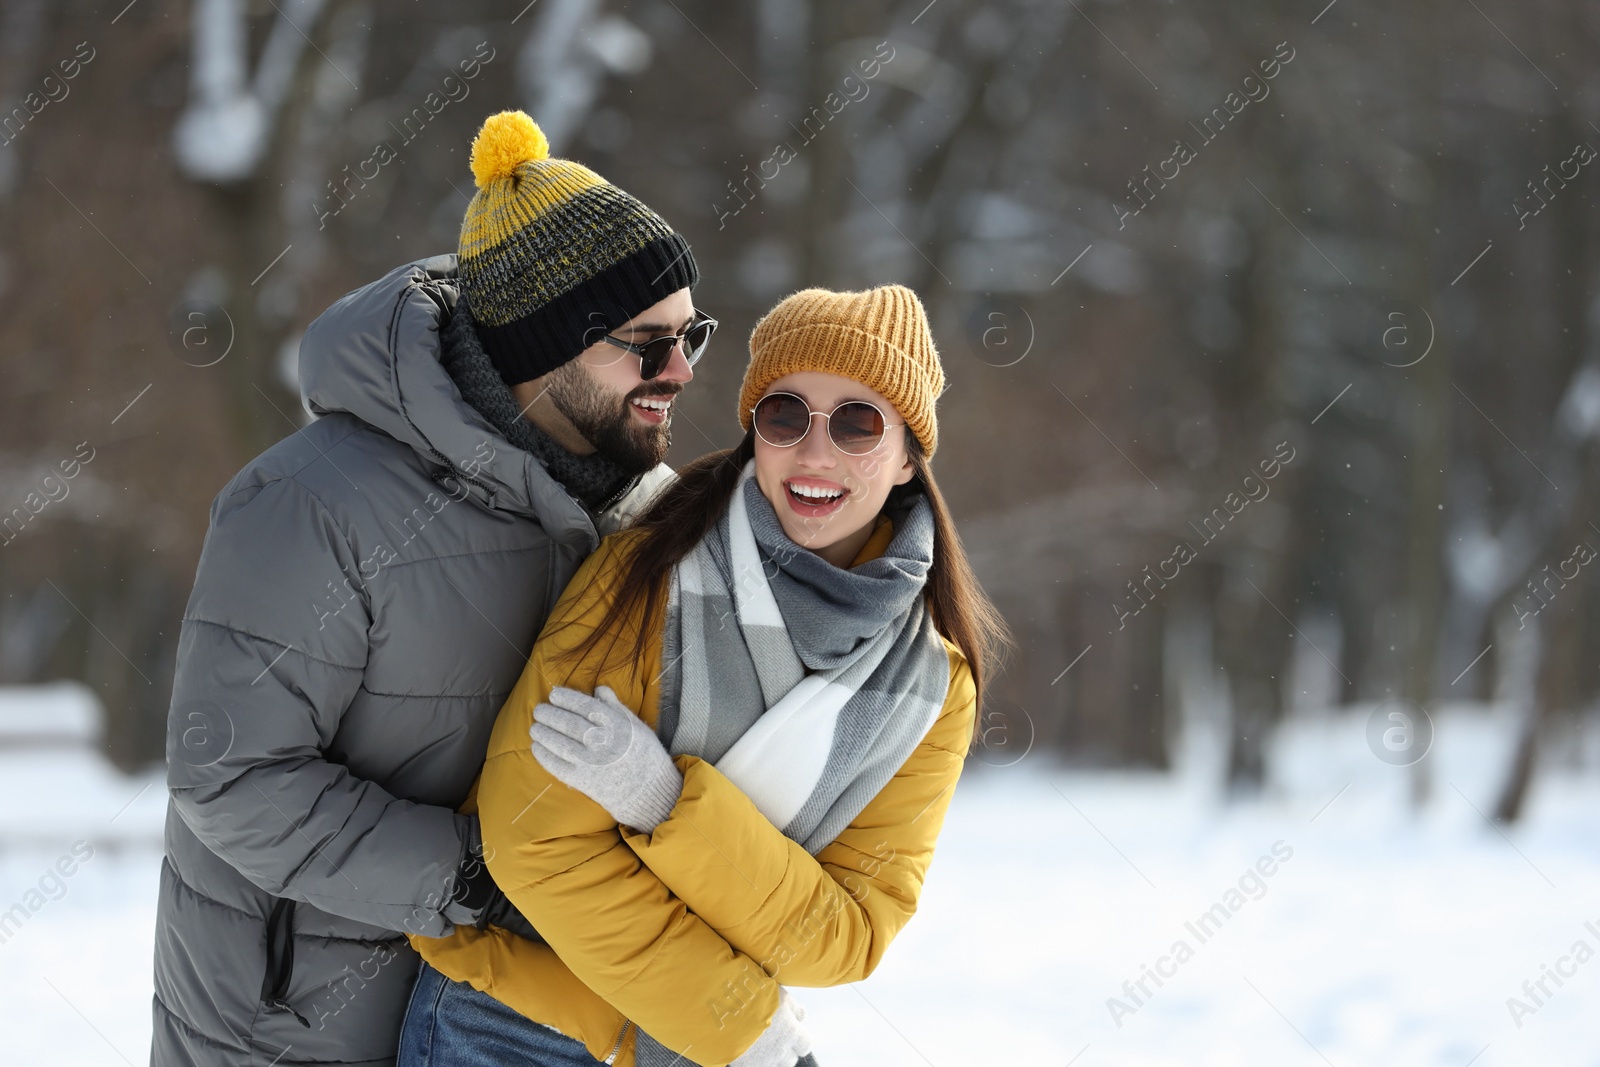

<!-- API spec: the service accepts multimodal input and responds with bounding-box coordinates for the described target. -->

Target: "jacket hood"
[297,255,667,549]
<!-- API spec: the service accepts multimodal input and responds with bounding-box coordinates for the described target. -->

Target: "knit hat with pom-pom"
[457,110,698,385]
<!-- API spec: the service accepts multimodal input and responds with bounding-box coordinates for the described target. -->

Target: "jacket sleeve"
[457,536,783,1067]
[165,474,475,936]
[618,651,976,987]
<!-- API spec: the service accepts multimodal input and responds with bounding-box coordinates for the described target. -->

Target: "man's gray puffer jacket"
[150,255,673,1067]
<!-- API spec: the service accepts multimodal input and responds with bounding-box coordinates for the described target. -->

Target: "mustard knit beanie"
[458,111,698,385]
[739,284,946,455]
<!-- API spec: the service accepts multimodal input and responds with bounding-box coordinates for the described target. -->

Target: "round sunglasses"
[750,392,903,455]
[598,310,718,380]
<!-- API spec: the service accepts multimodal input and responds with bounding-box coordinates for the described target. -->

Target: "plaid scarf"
[633,460,950,1067]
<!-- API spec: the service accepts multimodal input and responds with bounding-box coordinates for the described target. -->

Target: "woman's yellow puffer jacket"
[409,517,976,1067]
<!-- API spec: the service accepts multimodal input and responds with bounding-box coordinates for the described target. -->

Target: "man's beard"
[545,362,677,474]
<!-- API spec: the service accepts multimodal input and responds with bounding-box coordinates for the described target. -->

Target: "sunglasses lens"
[828,402,886,454]
[637,335,678,379]
[683,320,714,364]
[753,394,811,446]
[636,318,715,378]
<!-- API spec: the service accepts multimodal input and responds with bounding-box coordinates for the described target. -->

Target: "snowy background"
[4,683,1597,1066]
[7,1,1600,1064]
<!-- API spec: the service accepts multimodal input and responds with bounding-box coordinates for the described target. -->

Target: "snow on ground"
[802,703,1600,1066]
[2,685,1598,1066]
[0,684,165,1067]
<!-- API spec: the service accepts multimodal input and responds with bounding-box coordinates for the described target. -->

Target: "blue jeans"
[397,959,822,1067]
[397,960,609,1066]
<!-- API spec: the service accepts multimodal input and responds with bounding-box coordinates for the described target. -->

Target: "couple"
[150,110,1005,1067]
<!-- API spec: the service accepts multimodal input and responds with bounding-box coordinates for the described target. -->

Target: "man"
[151,110,709,1067]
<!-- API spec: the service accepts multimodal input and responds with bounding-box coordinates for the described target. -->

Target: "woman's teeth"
[787,481,845,500]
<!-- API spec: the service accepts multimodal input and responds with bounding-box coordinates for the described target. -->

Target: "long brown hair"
[557,428,1011,752]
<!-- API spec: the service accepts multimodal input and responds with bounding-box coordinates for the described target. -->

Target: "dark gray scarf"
[439,297,636,512]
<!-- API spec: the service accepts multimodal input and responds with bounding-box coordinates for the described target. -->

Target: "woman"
[401,284,1008,1067]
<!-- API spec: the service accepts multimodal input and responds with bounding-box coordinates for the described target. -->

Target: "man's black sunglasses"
[599,310,718,380]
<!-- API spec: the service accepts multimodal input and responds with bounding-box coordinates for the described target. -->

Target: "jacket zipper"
[595,471,642,515]
[427,445,499,504]
[260,897,310,1028]
[604,1019,632,1064]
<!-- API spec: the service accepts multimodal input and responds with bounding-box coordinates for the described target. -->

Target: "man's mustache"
[627,383,683,403]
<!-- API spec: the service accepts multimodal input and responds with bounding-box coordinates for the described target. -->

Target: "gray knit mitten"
[530,685,683,832]
[730,987,814,1067]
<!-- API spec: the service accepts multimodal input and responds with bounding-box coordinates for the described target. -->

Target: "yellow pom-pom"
[469,110,550,189]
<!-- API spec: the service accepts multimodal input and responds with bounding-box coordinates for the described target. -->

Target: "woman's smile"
[782,476,849,518]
